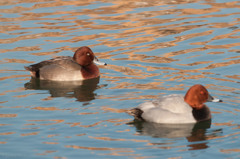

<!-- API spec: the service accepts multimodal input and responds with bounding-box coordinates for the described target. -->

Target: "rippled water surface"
[0,0,240,158]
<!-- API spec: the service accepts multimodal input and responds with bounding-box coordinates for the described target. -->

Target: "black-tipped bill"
[207,94,222,102]
[93,56,107,66]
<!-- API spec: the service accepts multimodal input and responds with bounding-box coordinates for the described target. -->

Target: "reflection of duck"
[128,85,222,123]
[128,120,223,150]
[24,77,107,102]
[128,120,211,138]
[25,46,107,81]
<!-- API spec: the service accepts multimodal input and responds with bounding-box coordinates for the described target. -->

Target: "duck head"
[184,84,222,109]
[73,46,106,67]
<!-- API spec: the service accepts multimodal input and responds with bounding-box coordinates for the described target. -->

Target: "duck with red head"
[25,46,107,81]
[127,84,222,123]
[184,84,211,110]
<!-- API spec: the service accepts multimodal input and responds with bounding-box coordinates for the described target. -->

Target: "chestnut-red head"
[184,84,209,109]
[73,46,95,66]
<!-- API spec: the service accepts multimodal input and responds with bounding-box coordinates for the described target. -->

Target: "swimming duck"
[128,84,222,123]
[25,46,107,81]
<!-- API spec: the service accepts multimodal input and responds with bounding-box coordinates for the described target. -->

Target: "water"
[0,0,239,158]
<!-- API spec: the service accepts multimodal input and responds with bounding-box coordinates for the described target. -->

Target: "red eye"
[200,91,205,94]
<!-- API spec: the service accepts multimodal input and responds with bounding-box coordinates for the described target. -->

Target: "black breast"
[192,106,211,122]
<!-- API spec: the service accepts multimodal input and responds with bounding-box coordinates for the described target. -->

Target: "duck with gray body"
[128,84,222,124]
[25,46,107,81]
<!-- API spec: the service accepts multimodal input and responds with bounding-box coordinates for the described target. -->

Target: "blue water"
[0,0,240,158]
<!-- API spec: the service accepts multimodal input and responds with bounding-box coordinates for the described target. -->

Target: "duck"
[128,84,222,123]
[25,46,107,81]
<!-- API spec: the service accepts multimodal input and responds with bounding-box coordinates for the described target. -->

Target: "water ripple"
[0,0,239,158]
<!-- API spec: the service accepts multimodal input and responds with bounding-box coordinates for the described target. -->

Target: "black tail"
[24,66,32,71]
[24,65,39,78]
[127,108,144,121]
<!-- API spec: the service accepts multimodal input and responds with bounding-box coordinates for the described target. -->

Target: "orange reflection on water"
[21,132,40,136]
[147,142,185,150]
[65,145,130,151]
[1,58,33,64]
[101,106,127,113]
[0,46,41,54]
[0,114,17,118]
[220,148,240,154]
[32,106,62,111]
[42,142,59,145]
[66,118,130,128]
[0,132,16,135]
[214,121,238,127]
[36,150,58,156]
[0,74,29,81]
[89,136,148,143]
[65,144,137,157]
[13,93,37,98]
[0,142,7,144]
[27,119,65,125]
[0,87,25,96]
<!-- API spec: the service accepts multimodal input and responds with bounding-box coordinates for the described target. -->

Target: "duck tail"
[127,108,144,121]
[24,65,39,78]
[24,66,32,71]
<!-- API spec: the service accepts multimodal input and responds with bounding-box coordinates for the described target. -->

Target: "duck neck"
[81,63,100,79]
[192,105,211,122]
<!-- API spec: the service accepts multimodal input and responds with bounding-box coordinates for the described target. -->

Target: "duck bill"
[93,56,107,66]
[207,94,222,102]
